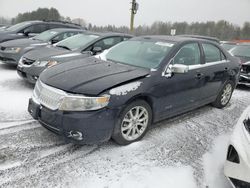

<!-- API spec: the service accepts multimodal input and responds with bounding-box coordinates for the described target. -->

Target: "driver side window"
[173,43,201,66]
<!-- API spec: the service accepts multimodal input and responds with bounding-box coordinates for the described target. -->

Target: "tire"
[212,80,234,108]
[112,100,152,145]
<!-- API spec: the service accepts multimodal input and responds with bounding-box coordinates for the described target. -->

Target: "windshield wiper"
[56,45,71,51]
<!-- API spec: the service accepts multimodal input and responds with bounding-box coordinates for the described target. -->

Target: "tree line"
[1,7,250,40]
[89,21,250,40]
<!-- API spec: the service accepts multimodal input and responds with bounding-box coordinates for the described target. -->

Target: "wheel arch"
[123,94,155,122]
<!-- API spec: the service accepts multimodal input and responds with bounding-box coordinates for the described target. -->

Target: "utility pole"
[130,0,139,32]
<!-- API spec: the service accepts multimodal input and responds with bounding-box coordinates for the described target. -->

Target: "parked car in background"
[17,32,132,84]
[229,43,250,86]
[28,36,240,145]
[0,28,84,66]
[0,24,10,30]
[224,106,250,188]
[220,41,238,51]
[0,20,83,43]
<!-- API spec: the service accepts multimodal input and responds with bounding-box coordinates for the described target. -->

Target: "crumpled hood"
[40,57,150,95]
[23,45,69,61]
[0,38,43,48]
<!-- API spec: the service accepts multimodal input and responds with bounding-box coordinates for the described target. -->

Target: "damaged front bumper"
[238,64,250,86]
[28,98,118,144]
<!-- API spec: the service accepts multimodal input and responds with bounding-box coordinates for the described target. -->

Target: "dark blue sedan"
[28,36,241,145]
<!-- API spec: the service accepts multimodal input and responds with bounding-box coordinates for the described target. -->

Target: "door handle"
[224,67,228,70]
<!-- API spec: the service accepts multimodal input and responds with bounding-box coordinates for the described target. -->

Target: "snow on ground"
[0,62,250,188]
[203,134,232,188]
[74,166,197,188]
[0,64,33,122]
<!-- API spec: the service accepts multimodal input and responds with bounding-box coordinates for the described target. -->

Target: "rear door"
[198,42,229,101]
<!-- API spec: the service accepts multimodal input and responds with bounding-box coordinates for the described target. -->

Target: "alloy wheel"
[221,83,233,106]
[121,106,149,141]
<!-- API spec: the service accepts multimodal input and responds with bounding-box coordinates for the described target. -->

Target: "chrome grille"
[33,80,66,110]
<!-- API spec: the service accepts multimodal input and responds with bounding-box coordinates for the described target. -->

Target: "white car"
[224,106,250,187]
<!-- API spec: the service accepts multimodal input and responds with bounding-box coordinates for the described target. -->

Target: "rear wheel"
[112,100,152,145]
[212,81,234,108]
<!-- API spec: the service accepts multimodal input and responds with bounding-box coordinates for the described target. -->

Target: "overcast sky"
[0,0,250,27]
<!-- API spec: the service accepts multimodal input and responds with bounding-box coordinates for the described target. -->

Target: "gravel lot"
[0,62,249,188]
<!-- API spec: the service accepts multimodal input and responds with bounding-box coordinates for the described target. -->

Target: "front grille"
[33,80,66,110]
[22,57,36,66]
[243,118,250,134]
[0,56,14,62]
[241,64,250,74]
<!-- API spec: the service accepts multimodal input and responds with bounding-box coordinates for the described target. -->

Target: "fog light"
[67,131,83,141]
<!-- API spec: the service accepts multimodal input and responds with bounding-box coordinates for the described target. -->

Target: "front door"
[153,42,206,119]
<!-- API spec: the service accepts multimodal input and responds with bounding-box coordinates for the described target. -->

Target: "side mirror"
[162,63,189,78]
[23,29,30,36]
[51,39,59,44]
[92,46,102,55]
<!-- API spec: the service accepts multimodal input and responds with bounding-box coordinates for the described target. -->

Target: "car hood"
[44,51,87,63]
[1,38,43,48]
[40,57,150,95]
[23,45,69,61]
[0,32,24,43]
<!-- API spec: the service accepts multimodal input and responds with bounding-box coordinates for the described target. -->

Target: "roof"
[131,35,218,43]
[83,31,133,38]
[47,28,85,33]
[17,20,83,28]
[178,35,220,43]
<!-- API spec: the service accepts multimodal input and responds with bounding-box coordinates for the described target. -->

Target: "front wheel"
[212,81,234,108]
[112,100,152,145]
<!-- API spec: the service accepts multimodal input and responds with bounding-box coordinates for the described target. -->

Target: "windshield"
[33,30,59,42]
[230,45,250,57]
[55,34,99,50]
[6,22,31,32]
[105,40,174,69]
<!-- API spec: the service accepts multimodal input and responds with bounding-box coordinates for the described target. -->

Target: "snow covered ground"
[0,62,250,188]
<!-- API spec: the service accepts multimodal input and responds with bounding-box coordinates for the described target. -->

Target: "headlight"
[33,60,58,67]
[34,60,49,67]
[5,47,21,53]
[47,60,58,68]
[59,95,110,111]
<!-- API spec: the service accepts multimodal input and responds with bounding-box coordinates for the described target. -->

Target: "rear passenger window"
[27,24,48,33]
[202,43,225,63]
[173,43,201,66]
